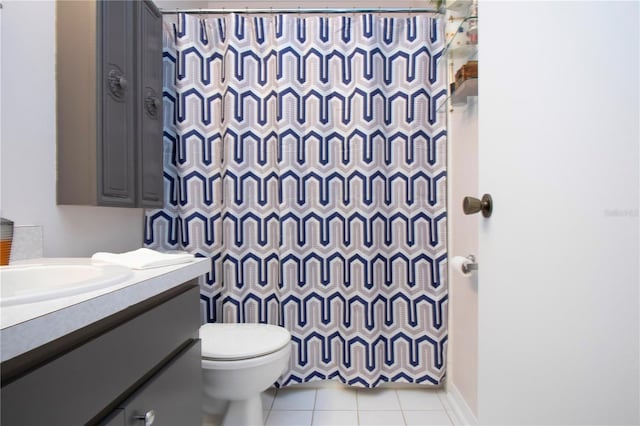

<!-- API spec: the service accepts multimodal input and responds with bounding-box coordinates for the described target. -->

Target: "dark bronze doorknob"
[463,194,493,217]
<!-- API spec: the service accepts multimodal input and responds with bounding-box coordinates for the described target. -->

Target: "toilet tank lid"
[200,323,291,360]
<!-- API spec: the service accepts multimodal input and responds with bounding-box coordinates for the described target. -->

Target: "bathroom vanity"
[0,258,209,426]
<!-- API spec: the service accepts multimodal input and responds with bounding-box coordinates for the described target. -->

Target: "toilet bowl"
[200,323,291,426]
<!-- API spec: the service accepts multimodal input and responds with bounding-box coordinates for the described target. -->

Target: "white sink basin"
[0,262,132,307]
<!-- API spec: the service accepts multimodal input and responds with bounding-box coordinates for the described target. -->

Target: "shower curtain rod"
[160,7,441,15]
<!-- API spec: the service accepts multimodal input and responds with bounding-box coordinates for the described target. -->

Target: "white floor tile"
[396,389,444,411]
[357,388,401,411]
[435,391,452,412]
[403,410,452,426]
[358,410,405,426]
[262,387,278,410]
[272,387,317,410]
[315,387,358,411]
[312,410,359,426]
[265,410,313,426]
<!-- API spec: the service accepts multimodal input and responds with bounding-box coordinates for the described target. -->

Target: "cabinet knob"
[107,69,127,99]
[145,92,160,118]
[117,76,128,90]
[462,194,493,217]
[134,410,156,426]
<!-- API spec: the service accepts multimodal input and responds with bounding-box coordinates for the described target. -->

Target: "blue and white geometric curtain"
[145,12,448,388]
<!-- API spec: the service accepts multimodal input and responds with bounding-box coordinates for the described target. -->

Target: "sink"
[0,261,133,307]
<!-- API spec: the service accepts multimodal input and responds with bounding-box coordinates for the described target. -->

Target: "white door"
[477,1,639,424]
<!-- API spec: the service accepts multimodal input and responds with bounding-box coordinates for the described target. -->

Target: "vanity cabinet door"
[101,409,125,426]
[99,0,136,206]
[137,0,164,207]
[122,341,203,426]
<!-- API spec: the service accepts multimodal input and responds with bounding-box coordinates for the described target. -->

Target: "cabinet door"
[101,409,125,426]
[99,0,136,206]
[138,0,164,207]
[123,341,203,426]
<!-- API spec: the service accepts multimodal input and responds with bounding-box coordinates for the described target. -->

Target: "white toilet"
[200,323,291,426]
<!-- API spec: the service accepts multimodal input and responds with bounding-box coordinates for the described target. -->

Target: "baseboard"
[443,383,478,426]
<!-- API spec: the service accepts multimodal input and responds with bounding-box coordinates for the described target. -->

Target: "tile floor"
[255,384,455,426]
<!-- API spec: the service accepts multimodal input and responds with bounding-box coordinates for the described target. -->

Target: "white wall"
[447,96,479,418]
[477,1,639,424]
[0,0,144,257]
[444,3,479,419]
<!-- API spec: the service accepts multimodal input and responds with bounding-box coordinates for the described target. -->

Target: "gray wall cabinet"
[57,0,163,208]
[0,282,202,426]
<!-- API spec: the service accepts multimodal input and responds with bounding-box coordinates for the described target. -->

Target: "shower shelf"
[436,77,477,113]
[446,0,474,13]
[451,78,478,104]
[447,42,478,61]
[442,4,478,111]
[443,15,478,59]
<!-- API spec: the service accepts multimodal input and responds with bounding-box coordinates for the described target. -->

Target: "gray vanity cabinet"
[56,0,163,208]
[0,282,202,426]
[106,342,203,426]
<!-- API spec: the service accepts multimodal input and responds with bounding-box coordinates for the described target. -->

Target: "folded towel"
[91,248,195,270]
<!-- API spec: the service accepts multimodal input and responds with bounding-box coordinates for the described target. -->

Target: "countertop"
[0,257,209,363]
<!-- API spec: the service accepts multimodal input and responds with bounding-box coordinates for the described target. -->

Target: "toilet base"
[220,395,263,426]
[200,324,292,426]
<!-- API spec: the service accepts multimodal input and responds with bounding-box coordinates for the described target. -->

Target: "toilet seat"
[200,323,291,361]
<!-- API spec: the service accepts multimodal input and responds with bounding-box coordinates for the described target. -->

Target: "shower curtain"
[145,12,448,388]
